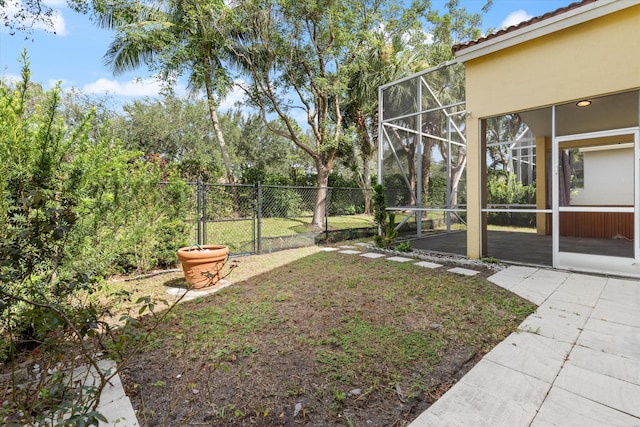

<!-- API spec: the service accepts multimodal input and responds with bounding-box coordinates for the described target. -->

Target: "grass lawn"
[111,247,535,426]
[203,215,376,253]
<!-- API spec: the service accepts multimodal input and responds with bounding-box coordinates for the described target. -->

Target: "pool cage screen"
[378,61,468,238]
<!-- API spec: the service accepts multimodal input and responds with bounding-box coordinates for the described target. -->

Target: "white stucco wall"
[570,147,634,205]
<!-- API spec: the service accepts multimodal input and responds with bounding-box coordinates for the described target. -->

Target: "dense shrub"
[203,184,238,219]
[427,176,447,207]
[0,60,190,361]
[328,188,365,216]
[261,186,303,218]
[486,174,536,226]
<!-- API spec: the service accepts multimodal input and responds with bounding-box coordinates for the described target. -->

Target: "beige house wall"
[464,6,640,118]
[463,5,640,259]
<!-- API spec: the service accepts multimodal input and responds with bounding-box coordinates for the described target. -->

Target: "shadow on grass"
[162,277,188,289]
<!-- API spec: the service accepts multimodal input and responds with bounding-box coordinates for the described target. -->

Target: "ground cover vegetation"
[115,249,534,426]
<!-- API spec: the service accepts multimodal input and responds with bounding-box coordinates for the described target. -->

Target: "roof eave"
[454,0,632,63]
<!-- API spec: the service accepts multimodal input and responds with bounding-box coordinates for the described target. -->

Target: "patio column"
[466,117,486,259]
[536,136,550,235]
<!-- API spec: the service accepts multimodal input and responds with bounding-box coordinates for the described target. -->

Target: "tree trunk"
[312,162,331,229]
[356,110,373,214]
[362,158,372,214]
[449,148,467,207]
[422,139,435,205]
[406,144,416,205]
[204,74,235,186]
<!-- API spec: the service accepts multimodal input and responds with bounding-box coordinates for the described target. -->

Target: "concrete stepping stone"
[448,267,479,276]
[360,252,386,259]
[338,249,362,255]
[415,261,442,269]
[319,247,339,251]
[387,256,413,262]
[166,280,232,302]
[75,360,139,426]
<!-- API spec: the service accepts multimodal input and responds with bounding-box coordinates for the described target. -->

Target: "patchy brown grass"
[117,248,534,426]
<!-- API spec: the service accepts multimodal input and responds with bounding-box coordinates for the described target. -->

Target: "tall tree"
[377,0,488,209]
[110,93,226,181]
[343,32,427,214]
[231,0,431,228]
[231,113,301,184]
[95,0,237,185]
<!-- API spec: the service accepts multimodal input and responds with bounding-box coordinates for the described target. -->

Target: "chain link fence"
[188,182,375,256]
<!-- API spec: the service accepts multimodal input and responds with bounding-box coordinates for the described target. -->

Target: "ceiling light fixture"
[576,100,592,107]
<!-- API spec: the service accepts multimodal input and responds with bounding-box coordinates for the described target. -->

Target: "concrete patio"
[410,266,640,426]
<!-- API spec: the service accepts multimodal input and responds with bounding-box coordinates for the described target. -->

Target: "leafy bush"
[0,63,100,355]
[427,176,447,207]
[0,54,189,425]
[396,241,412,252]
[261,186,303,218]
[486,174,536,226]
[328,188,365,216]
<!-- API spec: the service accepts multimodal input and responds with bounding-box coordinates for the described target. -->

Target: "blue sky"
[1,0,573,109]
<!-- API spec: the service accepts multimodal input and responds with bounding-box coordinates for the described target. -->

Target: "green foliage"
[372,184,397,248]
[372,184,387,229]
[427,176,447,207]
[261,187,303,218]
[0,56,191,358]
[0,58,96,352]
[111,94,225,182]
[486,174,536,227]
[395,241,412,253]
[0,55,117,424]
[204,184,236,219]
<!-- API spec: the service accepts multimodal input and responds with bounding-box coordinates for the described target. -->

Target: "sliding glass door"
[553,126,640,275]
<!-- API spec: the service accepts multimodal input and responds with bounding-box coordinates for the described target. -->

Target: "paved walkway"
[411,266,640,426]
[329,245,640,426]
[75,359,139,426]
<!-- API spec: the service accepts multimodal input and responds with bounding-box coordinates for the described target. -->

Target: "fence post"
[257,182,262,253]
[202,181,207,245]
[196,178,202,245]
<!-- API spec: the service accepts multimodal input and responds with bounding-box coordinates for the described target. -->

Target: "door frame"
[551,108,640,275]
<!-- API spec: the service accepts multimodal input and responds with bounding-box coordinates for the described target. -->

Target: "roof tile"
[452,0,598,54]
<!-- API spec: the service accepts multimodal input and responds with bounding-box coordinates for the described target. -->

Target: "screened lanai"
[377,61,469,253]
[379,1,640,276]
[378,61,547,264]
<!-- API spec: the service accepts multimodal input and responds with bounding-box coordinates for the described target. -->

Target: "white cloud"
[0,73,22,84]
[501,10,534,29]
[3,0,67,35]
[43,0,68,6]
[82,77,169,97]
[218,80,247,111]
[43,9,67,35]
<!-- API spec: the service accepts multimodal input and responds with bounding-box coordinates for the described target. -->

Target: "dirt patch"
[119,250,534,426]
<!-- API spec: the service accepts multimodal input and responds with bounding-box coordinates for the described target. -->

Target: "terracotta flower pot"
[177,245,229,289]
